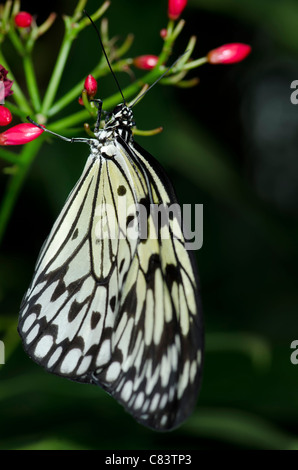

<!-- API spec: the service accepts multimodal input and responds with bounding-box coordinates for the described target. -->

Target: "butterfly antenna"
[130,51,188,108]
[83,9,126,105]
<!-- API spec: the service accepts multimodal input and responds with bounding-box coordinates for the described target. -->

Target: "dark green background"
[1,0,298,450]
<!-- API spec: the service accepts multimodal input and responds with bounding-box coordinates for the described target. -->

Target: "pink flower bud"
[0,106,12,126]
[168,0,187,20]
[14,11,33,28]
[160,28,167,39]
[133,55,159,70]
[84,74,98,97]
[207,43,251,64]
[0,123,44,145]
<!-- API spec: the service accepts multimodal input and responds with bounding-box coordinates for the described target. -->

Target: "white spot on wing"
[60,348,81,374]
[160,394,168,409]
[134,392,144,410]
[150,393,160,412]
[96,339,111,367]
[22,313,36,333]
[25,324,40,344]
[121,380,133,402]
[34,335,53,358]
[77,355,92,375]
[177,359,190,399]
[160,415,168,427]
[190,359,197,383]
[144,290,154,345]
[47,346,63,368]
[105,361,121,382]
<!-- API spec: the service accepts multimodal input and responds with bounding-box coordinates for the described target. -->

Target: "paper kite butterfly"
[18,13,203,431]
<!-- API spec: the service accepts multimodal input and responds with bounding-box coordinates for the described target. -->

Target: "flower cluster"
[0,0,251,147]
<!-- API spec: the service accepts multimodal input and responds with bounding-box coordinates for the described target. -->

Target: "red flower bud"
[0,123,44,145]
[84,74,98,97]
[207,43,251,64]
[168,0,187,20]
[133,55,159,70]
[78,96,84,106]
[0,106,12,126]
[14,11,33,28]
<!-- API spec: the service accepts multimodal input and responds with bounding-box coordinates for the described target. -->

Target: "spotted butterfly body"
[18,103,203,431]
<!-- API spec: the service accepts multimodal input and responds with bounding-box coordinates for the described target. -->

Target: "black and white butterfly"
[18,18,203,429]
[18,99,203,430]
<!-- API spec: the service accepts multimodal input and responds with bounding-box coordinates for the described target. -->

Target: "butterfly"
[18,16,203,430]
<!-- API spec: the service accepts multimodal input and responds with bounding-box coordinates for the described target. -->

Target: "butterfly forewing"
[19,150,140,381]
[18,103,203,431]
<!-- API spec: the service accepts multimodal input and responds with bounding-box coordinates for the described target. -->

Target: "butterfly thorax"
[94,103,134,147]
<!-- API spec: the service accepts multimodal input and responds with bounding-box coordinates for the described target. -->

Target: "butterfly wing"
[18,148,140,382]
[18,137,203,431]
[93,138,203,430]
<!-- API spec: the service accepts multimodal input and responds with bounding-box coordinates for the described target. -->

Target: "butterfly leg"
[90,98,103,133]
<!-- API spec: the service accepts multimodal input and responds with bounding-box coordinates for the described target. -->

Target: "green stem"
[7,26,25,56]
[0,148,20,164]
[184,57,208,70]
[40,0,111,115]
[40,31,73,115]
[23,53,41,111]
[0,138,44,245]
[49,108,90,132]
[3,100,29,120]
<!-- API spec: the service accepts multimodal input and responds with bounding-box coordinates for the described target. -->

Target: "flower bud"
[168,0,187,20]
[160,28,167,39]
[84,74,98,97]
[14,11,33,28]
[133,55,159,70]
[207,43,251,64]
[0,106,12,126]
[0,123,44,145]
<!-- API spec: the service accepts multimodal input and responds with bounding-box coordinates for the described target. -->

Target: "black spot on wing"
[165,263,182,289]
[68,300,84,322]
[117,185,127,196]
[72,228,79,240]
[119,259,125,274]
[91,311,101,329]
[51,280,66,302]
[110,295,116,312]
[126,214,135,227]
[139,195,150,215]
[145,254,161,286]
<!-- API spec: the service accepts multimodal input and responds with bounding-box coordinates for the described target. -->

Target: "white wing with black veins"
[19,129,203,431]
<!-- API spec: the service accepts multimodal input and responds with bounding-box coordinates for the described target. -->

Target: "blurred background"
[1,0,298,450]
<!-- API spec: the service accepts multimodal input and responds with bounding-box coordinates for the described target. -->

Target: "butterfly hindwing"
[98,139,203,430]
